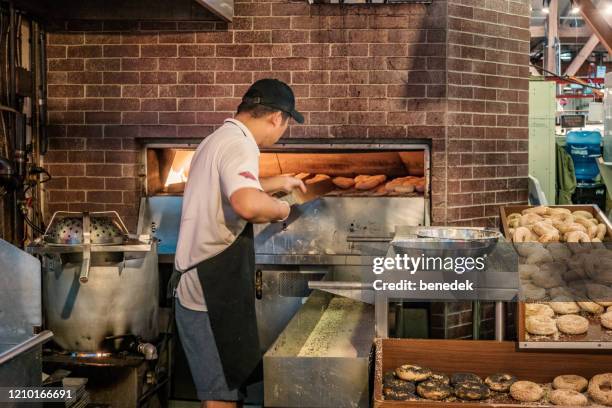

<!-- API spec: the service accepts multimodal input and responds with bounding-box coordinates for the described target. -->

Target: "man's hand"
[260,175,307,194]
[281,176,307,194]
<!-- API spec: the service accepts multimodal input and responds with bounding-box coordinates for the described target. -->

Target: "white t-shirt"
[175,118,262,311]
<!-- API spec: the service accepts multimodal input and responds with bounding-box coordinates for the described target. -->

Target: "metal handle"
[0,330,53,365]
[80,212,91,284]
[255,269,262,300]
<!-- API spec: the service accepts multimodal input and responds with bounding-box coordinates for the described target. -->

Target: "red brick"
[196,112,231,124]
[177,125,215,138]
[159,32,195,44]
[85,33,121,45]
[87,138,122,150]
[141,98,177,111]
[48,164,85,177]
[122,112,158,124]
[121,32,158,44]
[271,57,309,71]
[311,57,347,70]
[178,98,215,111]
[85,58,121,71]
[253,17,291,30]
[67,98,102,111]
[160,112,196,125]
[48,111,84,124]
[67,45,102,58]
[103,98,140,111]
[104,125,140,138]
[67,72,102,84]
[103,45,139,57]
[86,85,121,97]
[216,71,253,84]
[196,57,233,71]
[196,85,233,97]
[310,112,347,125]
[160,85,196,97]
[235,3,271,16]
[295,43,332,57]
[292,71,329,84]
[48,137,85,150]
[271,30,308,43]
[216,44,252,57]
[48,85,84,98]
[122,85,158,98]
[178,71,215,84]
[271,2,308,15]
[103,71,139,84]
[49,190,85,203]
[105,151,139,163]
[66,125,103,138]
[158,57,195,71]
[69,177,105,190]
[49,59,84,71]
[48,33,84,45]
[141,71,177,84]
[330,44,368,57]
[141,44,177,57]
[85,112,121,124]
[235,31,271,43]
[87,190,123,203]
[235,58,271,71]
[68,150,106,163]
[253,44,291,57]
[196,31,234,43]
[105,177,140,190]
[121,58,157,71]
[175,44,214,57]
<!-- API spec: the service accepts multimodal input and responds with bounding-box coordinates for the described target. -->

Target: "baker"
[172,78,305,408]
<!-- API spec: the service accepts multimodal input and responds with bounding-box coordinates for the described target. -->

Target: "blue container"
[566,130,602,182]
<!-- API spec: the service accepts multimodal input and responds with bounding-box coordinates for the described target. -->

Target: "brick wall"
[44,0,529,231]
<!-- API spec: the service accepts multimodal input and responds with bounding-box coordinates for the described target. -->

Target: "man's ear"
[270,111,283,127]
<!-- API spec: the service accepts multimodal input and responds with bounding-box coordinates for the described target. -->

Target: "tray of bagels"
[374,338,612,407]
[500,205,612,349]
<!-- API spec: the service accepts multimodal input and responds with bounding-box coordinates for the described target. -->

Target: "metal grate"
[278,272,325,298]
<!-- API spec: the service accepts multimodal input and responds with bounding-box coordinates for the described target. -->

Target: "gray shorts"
[175,299,243,401]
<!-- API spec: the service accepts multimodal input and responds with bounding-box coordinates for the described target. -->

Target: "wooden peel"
[278,178,335,206]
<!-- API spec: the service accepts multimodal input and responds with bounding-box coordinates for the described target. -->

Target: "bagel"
[588,373,612,406]
[572,210,593,219]
[507,213,522,221]
[531,269,564,289]
[553,374,588,392]
[564,223,588,234]
[383,388,417,401]
[450,372,483,385]
[332,177,355,189]
[601,311,612,330]
[549,389,588,406]
[485,373,517,392]
[526,248,554,265]
[587,283,612,307]
[549,208,572,215]
[513,227,534,243]
[355,174,386,190]
[519,264,539,280]
[578,300,605,314]
[551,212,574,225]
[454,382,490,400]
[566,231,590,243]
[395,364,432,382]
[522,283,547,300]
[416,379,452,400]
[429,373,450,385]
[520,213,543,227]
[525,315,557,335]
[597,223,608,240]
[510,381,544,402]
[556,314,589,335]
[525,303,555,318]
[549,296,581,314]
[522,206,549,216]
[574,216,597,229]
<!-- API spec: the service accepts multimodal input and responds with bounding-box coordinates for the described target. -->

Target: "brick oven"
[42,0,530,338]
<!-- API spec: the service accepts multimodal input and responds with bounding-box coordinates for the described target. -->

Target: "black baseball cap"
[241,78,304,124]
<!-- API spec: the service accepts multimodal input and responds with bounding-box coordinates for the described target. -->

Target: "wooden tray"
[373,338,612,408]
[499,205,612,349]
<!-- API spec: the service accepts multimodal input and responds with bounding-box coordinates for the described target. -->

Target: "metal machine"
[0,238,53,408]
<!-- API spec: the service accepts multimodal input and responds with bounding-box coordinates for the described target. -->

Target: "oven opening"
[146,145,428,197]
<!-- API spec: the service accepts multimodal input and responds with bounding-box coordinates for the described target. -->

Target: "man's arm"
[260,175,306,194]
[230,187,289,223]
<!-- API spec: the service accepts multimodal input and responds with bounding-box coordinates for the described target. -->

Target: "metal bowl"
[392,227,503,259]
[45,216,126,246]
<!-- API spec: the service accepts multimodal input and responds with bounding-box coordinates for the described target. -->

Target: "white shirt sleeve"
[218,139,263,199]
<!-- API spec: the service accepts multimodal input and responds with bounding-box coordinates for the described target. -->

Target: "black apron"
[196,222,261,389]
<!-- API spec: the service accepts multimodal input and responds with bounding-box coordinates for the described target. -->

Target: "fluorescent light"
[606,3,612,14]
[571,5,580,14]
[542,6,549,13]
